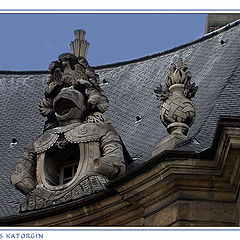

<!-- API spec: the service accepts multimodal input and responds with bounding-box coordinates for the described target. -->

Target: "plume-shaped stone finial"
[70,29,90,58]
[155,58,198,136]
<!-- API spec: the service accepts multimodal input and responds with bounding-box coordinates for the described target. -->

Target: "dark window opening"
[45,143,79,186]
[61,163,78,184]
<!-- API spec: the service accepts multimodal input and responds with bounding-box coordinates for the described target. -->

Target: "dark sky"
[0,13,206,70]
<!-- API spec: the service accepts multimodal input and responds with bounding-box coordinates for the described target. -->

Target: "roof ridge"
[0,71,48,75]
[93,18,240,70]
[0,18,240,74]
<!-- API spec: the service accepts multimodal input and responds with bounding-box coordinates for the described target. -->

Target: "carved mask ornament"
[10,30,128,212]
[53,88,86,124]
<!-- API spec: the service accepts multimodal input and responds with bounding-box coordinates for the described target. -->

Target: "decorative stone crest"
[11,30,127,212]
[152,59,198,156]
[70,29,90,58]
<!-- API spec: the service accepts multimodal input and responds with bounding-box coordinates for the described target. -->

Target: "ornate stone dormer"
[152,59,198,156]
[10,30,127,212]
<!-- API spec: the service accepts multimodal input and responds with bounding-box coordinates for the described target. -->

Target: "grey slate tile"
[0,21,240,218]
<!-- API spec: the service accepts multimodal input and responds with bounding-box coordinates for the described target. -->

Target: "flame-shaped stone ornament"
[153,59,198,156]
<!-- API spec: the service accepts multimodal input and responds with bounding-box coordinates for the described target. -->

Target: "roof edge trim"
[108,115,240,188]
[93,18,240,70]
[0,71,48,75]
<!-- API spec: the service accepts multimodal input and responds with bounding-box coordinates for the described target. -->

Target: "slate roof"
[1,19,240,219]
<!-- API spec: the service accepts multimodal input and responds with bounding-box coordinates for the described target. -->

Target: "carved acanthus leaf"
[44,82,62,97]
[154,84,171,101]
[86,88,109,113]
[184,82,198,99]
[165,58,192,87]
[39,98,54,117]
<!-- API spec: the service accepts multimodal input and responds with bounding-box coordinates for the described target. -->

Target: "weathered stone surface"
[10,31,127,212]
[153,59,198,156]
[70,29,90,58]
[144,200,237,226]
[152,133,187,157]
[205,13,240,33]
[155,58,198,132]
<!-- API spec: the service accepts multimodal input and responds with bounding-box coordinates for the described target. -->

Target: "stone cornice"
[1,116,240,226]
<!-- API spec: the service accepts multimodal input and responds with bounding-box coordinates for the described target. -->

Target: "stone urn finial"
[152,59,198,156]
[70,29,90,58]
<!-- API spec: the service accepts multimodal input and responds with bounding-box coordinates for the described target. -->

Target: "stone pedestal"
[152,133,187,157]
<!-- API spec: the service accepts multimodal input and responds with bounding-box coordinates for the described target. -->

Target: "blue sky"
[0,13,207,70]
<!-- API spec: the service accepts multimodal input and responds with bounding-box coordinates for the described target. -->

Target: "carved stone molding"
[5,117,240,226]
[20,174,108,212]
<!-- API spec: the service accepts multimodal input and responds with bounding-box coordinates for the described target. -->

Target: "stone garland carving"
[154,58,198,136]
[11,30,126,212]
